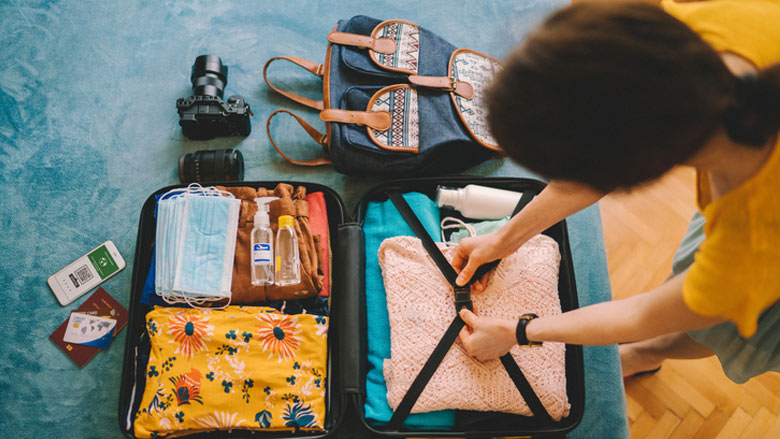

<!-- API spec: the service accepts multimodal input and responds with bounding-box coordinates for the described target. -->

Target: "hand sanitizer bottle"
[275,215,300,286]
[251,197,277,286]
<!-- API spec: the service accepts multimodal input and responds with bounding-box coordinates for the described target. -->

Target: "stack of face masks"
[154,184,240,306]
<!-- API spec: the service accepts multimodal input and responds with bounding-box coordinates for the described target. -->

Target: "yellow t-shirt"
[662,0,780,337]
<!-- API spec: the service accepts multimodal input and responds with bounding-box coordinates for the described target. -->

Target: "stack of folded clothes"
[131,184,333,438]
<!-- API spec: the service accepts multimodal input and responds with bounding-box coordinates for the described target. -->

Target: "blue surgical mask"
[172,191,240,299]
[155,188,186,296]
[154,185,239,304]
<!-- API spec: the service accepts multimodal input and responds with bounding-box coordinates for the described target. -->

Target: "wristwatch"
[515,313,543,347]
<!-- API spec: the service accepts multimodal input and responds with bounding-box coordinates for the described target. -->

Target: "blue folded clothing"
[363,192,455,429]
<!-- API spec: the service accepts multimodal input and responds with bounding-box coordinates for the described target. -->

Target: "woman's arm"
[458,272,725,361]
[453,179,603,288]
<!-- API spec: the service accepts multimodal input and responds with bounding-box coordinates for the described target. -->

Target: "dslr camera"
[176,55,252,140]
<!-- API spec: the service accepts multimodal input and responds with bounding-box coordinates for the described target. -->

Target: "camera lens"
[178,149,244,184]
[191,54,228,99]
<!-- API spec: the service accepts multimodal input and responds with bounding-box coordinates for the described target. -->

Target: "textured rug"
[0,0,627,438]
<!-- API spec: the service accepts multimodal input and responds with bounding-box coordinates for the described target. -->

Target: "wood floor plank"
[646,410,682,439]
[714,407,752,439]
[762,414,780,439]
[739,407,774,439]
[743,379,780,414]
[639,374,692,418]
[626,394,644,423]
[755,372,780,396]
[625,379,668,419]
[630,410,659,439]
[669,411,706,439]
[692,409,731,439]
[736,387,764,416]
[657,366,715,417]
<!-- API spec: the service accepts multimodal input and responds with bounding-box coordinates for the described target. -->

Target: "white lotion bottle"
[275,215,300,286]
[251,197,278,286]
[436,184,524,220]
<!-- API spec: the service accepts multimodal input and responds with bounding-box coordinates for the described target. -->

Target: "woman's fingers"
[456,259,480,286]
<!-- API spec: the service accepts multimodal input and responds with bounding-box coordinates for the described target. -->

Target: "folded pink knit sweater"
[378,235,570,420]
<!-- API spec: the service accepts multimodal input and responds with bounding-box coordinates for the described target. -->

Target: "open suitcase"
[118,176,585,438]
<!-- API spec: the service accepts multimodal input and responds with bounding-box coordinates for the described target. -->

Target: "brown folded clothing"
[218,184,324,303]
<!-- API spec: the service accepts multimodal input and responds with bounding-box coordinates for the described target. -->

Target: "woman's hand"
[458,309,517,361]
[451,180,604,290]
[452,230,515,291]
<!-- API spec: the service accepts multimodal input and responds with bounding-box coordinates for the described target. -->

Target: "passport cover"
[50,287,128,367]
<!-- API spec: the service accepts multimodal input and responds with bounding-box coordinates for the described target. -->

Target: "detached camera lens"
[191,54,228,99]
[178,149,244,184]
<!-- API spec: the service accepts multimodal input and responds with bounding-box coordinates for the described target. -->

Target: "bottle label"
[253,243,271,264]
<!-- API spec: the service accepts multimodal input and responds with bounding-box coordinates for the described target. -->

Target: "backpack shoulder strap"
[263,56,325,110]
[266,109,331,166]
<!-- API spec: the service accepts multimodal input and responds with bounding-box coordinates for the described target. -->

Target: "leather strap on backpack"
[320,109,392,131]
[327,32,396,54]
[266,109,331,166]
[408,75,474,99]
[263,56,326,110]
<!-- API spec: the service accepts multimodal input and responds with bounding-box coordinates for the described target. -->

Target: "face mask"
[154,185,239,305]
[155,188,186,296]
[172,190,240,300]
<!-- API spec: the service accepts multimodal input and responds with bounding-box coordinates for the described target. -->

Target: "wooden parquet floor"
[598,166,780,438]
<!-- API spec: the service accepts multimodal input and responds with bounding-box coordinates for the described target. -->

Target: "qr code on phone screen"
[71,265,93,287]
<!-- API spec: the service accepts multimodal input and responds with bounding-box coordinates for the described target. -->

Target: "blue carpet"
[0,1,628,438]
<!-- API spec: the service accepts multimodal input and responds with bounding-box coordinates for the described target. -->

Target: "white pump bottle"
[251,197,278,286]
[436,184,524,220]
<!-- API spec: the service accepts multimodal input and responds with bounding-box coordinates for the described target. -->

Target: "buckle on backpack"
[454,286,473,312]
[446,75,457,92]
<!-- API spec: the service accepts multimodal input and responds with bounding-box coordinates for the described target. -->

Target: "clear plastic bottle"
[251,197,277,286]
[275,215,300,286]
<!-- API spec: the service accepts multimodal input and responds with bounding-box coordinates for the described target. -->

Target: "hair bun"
[724,72,780,146]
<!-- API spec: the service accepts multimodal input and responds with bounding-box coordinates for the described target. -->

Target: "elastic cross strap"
[387,191,460,285]
[500,355,553,423]
[384,189,552,430]
[386,317,465,430]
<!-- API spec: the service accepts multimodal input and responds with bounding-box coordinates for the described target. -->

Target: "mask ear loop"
[160,187,187,200]
[182,292,232,311]
[186,182,204,194]
[440,217,477,247]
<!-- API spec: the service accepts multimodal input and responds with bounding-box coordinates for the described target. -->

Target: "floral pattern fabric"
[134,306,328,438]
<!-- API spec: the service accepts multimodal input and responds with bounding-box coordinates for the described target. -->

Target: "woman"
[453,0,780,383]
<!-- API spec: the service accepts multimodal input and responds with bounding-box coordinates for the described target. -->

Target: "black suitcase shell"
[118,177,584,438]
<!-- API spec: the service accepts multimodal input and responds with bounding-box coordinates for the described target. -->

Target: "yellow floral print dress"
[134,305,328,438]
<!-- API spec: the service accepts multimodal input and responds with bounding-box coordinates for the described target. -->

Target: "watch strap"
[515,313,542,347]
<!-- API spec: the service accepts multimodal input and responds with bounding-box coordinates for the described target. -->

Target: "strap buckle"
[446,75,457,92]
[454,286,473,312]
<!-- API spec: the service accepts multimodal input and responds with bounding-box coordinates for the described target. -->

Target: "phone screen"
[52,243,123,304]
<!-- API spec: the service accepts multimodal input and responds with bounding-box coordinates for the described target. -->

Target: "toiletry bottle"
[275,215,300,286]
[436,184,524,219]
[251,197,278,286]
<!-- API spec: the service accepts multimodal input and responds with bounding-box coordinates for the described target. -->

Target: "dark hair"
[487,1,780,192]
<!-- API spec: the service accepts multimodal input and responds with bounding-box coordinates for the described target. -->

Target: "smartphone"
[48,240,126,306]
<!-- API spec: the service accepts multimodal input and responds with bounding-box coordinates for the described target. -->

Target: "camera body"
[176,55,252,141]
[177,95,251,140]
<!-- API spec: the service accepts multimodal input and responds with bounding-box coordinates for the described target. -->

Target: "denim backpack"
[264,16,503,176]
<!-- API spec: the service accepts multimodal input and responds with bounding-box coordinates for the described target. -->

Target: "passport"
[50,287,128,367]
